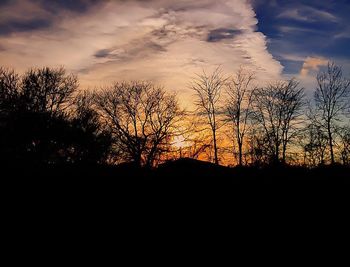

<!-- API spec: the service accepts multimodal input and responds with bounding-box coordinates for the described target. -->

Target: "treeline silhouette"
[0,64,349,183]
[0,67,111,166]
[190,65,350,167]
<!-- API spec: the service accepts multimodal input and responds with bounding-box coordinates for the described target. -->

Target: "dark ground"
[3,158,349,192]
[2,158,349,237]
[4,157,348,181]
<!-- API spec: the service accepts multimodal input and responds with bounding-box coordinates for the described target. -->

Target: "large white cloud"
[0,0,283,107]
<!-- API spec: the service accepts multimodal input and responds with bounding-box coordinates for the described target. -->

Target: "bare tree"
[225,68,255,166]
[171,114,212,160]
[190,68,227,164]
[1,67,78,116]
[338,126,350,165]
[246,127,271,166]
[21,67,78,115]
[314,62,350,164]
[0,66,111,164]
[186,130,213,160]
[301,123,328,166]
[252,79,305,164]
[0,68,21,162]
[94,81,181,168]
[0,68,20,112]
[70,90,113,164]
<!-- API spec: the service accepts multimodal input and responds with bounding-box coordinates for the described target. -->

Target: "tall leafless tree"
[190,68,227,164]
[247,127,271,166]
[225,68,255,166]
[21,67,78,115]
[301,123,328,166]
[0,68,20,113]
[0,66,111,164]
[94,81,181,167]
[338,126,350,165]
[314,62,350,164]
[252,79,305,164]
[70,90,113,164]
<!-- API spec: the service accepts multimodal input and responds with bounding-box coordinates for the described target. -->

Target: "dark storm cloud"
[0,18,52,36]
[207,28,242,42]
[36,0,105,13]
[94,49,112,58]
[94,41,167,61]
[0,0,106,36]
[0,0,11,6]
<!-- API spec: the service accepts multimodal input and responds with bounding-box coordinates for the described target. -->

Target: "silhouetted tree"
[70,91,113,164]
[190,68,227,165]
[95,81,181,168]
[225,68,255,166]
[313,62,350,164]
[252,79,305,164]
[246,128,271,166]
[338,126,350,165]
[16,67,79,163]
[0,68,21,163]
[0,66,111,165]
[301,123,328,166]
[0,68,20,112]
[21,67,77,115]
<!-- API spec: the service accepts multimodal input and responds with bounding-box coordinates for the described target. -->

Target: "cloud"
[0,0,283,107]
[0,0,52,35]
[278,9,309,22]
[334,28,350,40]
[300,56,328,76]
[279,25,322,34]
[0,18,52,36]
[37,0,105,13]
[278,54,306,62]
[94,49,112,58]
[0,0,106,36]
[278,6,337,23]
[207,28,243,42]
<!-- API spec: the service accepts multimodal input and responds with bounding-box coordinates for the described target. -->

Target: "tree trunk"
[238,140,243,166]
[213,129,219,165]
[134,153,142,168]
[275,143,280,165]
[327,121,335,164]
[282,142,287,164]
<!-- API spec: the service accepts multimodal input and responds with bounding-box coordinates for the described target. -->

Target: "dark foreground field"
[3,158,349,223]
[4,158,349,185]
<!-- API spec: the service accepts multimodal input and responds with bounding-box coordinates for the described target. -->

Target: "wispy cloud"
[278,54,306,62]
[279,25,323,34]
[278,6,337,23]
[334,28,350,39]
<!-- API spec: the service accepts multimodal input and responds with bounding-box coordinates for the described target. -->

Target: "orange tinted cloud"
[300,56,328,76]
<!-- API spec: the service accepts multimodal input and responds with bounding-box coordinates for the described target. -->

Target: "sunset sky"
[1,0,350,105]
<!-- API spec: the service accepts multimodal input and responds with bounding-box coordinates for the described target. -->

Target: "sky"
[1,0,350,104]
